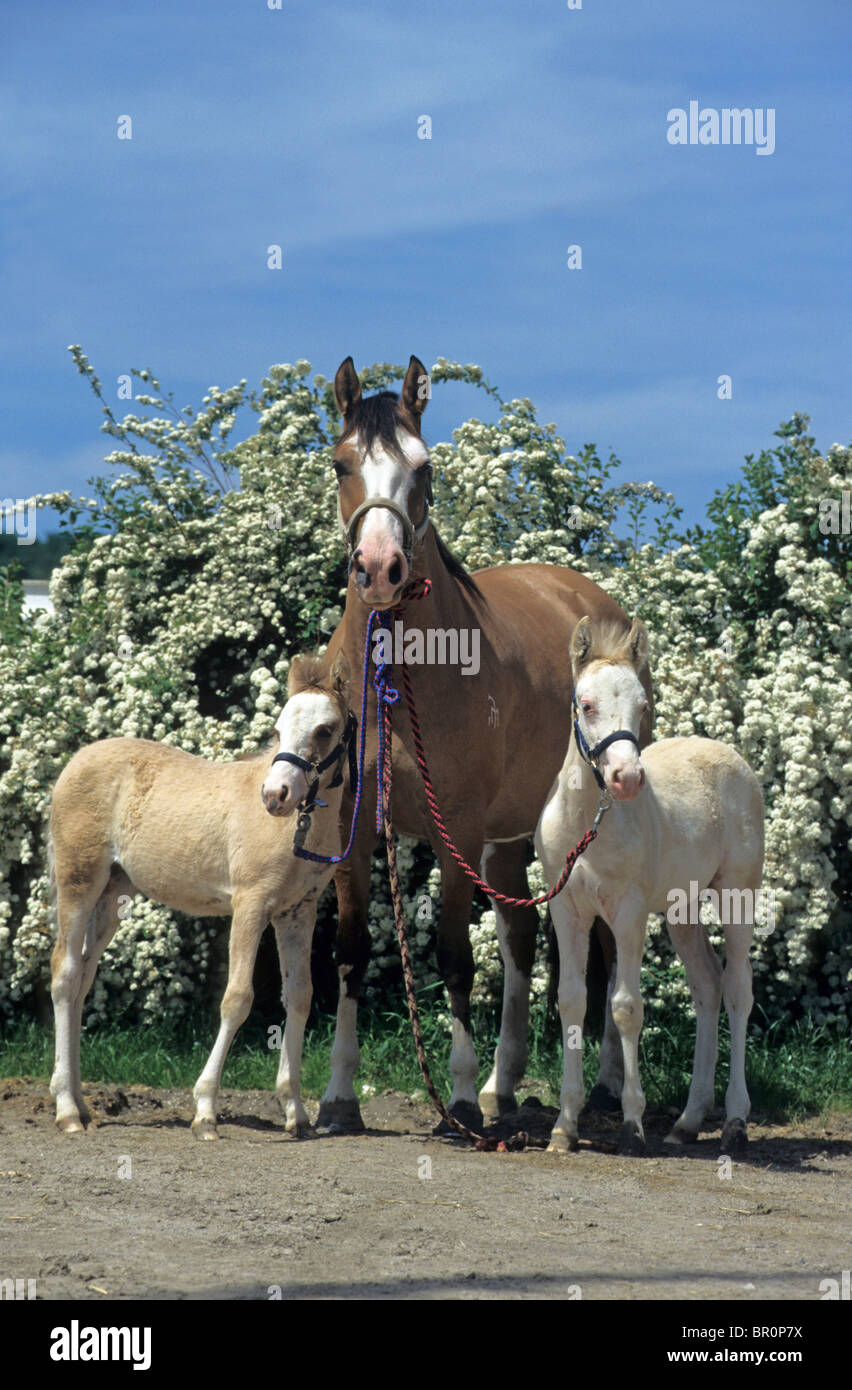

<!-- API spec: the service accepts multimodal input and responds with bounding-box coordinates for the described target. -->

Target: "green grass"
[636,1014,852,1121]
[1,1000,849,1120]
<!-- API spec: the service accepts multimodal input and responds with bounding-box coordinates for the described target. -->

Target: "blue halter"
[272,711,357,813]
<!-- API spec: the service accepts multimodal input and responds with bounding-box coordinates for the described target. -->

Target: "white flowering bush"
[0,345,848,1037]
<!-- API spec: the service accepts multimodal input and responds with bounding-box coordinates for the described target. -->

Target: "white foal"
[49,653,354,1140]
[535,616,764,1155]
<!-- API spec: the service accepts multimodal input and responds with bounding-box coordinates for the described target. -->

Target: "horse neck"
[563,734,606,827]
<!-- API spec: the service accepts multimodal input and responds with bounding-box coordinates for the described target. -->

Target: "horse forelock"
[289,655,350,723]
[580,618,641,669]
[288,652,327,693]
[337,391,420,466]
[235,655,350,762]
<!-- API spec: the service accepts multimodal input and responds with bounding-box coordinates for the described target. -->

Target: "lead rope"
[381,710,485,1143]
[377,578,612,1148]
[390,580,612,908]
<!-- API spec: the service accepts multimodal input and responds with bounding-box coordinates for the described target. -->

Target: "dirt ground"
[1,1077,850,1301]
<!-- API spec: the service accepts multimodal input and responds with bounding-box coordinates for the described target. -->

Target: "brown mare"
[317,355,654,1133]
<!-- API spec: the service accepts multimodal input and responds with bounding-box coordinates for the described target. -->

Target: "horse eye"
[315,726,332,740]
[581,702,594,714]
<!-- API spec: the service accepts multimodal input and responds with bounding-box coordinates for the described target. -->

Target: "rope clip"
[293,810,314,853]
[592,791,613,831]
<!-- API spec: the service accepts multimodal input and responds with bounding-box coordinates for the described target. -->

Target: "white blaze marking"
[345,427,429,553]
[575,665,645,785]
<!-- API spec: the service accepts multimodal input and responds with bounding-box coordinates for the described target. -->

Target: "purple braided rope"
[372,631,401,836]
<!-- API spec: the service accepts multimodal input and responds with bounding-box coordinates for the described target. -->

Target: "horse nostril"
[388,557,402,586]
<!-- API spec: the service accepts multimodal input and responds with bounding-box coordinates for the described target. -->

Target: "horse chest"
[571,820,649,915]
[570,858,618,922]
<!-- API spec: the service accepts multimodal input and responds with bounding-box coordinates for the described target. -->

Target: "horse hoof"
[433,1100,484,1138]
[618,1122,646,1156]
[56,1116,86,1135]
[663,1125,698,1147]
[191,1119,219,1141]
[720,1118,748,1152]
[316,1099,365,1133]
[285,1121,314,1140]
[588,1083,621,1114]
[547,1131,579,1155]
[478,1092,517,1120]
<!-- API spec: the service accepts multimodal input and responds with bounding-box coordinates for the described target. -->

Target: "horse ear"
[334,357,362,421]
[288,655,308,697]
[625,617,648,669]
[401,355,430,421]
[571,616,593,673]
[331,650,351,705]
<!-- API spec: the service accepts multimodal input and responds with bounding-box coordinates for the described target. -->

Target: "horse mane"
[432,528,483,601]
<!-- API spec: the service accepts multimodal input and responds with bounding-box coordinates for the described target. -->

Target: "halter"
[572,693,642,793]
[345,495,430,568]
[272,711,358,816]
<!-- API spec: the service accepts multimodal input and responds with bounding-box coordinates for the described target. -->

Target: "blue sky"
[2,0,850,536]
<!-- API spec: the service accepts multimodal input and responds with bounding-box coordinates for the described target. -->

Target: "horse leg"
[719,908,755,1152]
[273,898,318,1137]
[50,868,111,1133]
[433,849,482,1134]
[478,840,537,1119]
[547,894,592,1153]
[588,918,625,1112]
[317,842,373,1132]
[663,921,723,1145]
[609,900,648,1155]
[70,869,135,1109]
[192,895,267,1139]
